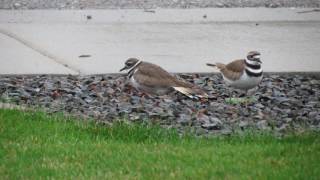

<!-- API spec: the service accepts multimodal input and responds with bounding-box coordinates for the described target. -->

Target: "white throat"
[128,60,142,72]
[245,58,260,66]
[245,58,256,65]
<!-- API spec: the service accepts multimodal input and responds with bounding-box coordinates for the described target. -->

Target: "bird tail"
[206,63,225,70]
[173,87,208,100]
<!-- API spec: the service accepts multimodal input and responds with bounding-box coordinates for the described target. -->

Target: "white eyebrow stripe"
[254,55,261,59]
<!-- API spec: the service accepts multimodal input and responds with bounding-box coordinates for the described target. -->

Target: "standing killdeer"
[206,51,263,94]
[120,58,208,99]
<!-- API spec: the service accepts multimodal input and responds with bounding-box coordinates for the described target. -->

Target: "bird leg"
[244,89,249,108]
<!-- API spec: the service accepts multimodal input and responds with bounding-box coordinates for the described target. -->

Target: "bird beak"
[256,59,262,63]
[119,66,128,72]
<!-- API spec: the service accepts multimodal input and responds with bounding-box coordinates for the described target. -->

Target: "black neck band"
[245,61,261,70]
[245,69,263,77]
[128,68,135,78]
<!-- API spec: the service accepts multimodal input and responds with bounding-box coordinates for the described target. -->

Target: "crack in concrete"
[0,28,80,74]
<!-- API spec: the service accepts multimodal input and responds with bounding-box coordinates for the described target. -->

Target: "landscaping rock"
[0,73,319,136]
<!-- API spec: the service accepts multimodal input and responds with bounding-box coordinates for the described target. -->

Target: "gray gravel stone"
[201,116,223,130]
[256,120,270,130]
[0,73,319,136]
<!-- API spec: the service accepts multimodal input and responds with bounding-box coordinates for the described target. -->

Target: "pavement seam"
[0,28,80,75]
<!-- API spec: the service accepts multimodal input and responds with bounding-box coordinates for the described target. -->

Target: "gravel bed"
[1,73,319,136]
[2,0,320,9]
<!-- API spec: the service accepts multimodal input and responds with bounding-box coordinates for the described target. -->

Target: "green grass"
[225,97,257,105]
[0,109,320,179]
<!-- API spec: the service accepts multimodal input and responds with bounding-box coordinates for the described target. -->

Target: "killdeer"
[206,51,263,94]
[120,58,208,99]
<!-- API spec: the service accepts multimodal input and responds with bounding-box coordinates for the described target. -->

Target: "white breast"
[223,72,262,91]
[129,69,140,89]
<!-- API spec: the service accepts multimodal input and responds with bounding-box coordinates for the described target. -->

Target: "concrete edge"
[0,28,81,75]
[1,72,319,78]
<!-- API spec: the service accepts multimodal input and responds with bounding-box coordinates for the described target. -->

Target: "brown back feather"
[217,59,245,81]
[133,62,182,88]
[134,62,207,96]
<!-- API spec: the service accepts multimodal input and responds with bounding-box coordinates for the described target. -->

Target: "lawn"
[0,109,319,179]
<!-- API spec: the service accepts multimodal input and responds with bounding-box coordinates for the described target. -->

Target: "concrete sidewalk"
[0,8,320,75]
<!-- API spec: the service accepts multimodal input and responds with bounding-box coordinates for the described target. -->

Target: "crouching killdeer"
[120,58,208,99]
[206,51,263,94]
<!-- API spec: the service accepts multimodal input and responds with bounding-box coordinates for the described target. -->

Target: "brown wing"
[133,62,179,88]
[219,59,245,81]
[134,62,208,97]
